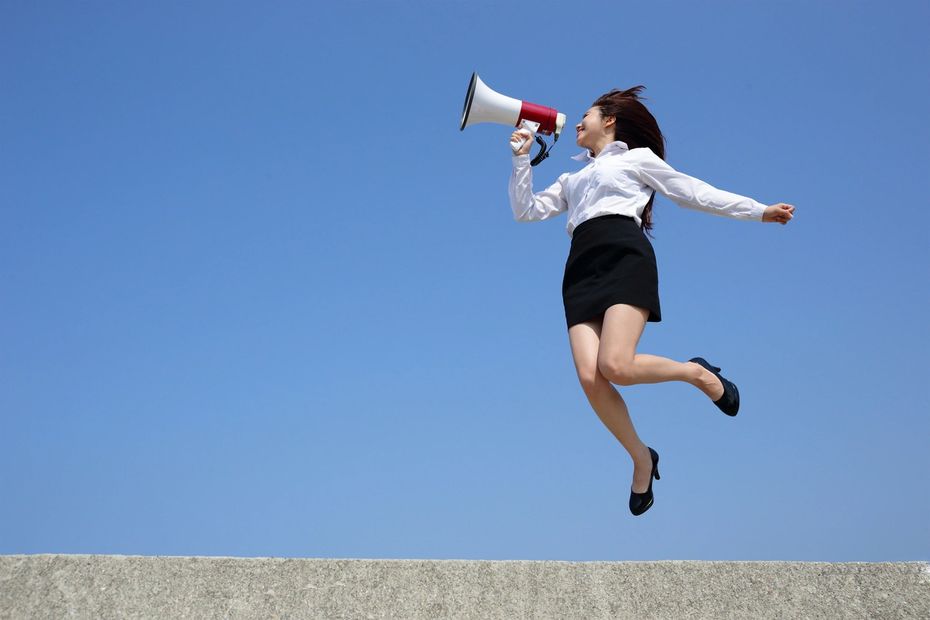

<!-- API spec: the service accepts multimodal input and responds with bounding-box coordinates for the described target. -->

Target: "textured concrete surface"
[1,555,928,619]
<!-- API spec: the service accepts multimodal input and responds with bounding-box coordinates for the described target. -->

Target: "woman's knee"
[577,366,615,400]
[568,321,606,396]
[597,304,646,385]
[598,355,636,386]
[577,367,600,394]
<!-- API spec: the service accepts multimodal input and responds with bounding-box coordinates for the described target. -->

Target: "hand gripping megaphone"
[460,72,566,166]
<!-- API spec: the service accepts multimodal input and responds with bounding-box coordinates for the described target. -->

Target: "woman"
[508,86,795,516]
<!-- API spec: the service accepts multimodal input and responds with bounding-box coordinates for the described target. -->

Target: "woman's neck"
[589,136,614,158]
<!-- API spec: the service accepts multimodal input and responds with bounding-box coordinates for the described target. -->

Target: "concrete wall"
[2,555,928,619]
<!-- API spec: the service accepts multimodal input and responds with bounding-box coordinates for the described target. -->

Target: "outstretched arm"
[631,148,793,224]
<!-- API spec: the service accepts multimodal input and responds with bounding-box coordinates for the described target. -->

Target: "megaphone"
[460,72,566,166]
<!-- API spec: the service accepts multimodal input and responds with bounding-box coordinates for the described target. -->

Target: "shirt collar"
[571,140,630,162]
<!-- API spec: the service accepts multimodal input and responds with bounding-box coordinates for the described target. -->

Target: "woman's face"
[575,106,616,149]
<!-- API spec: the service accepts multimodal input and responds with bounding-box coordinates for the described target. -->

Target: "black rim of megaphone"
[460,72,477,131]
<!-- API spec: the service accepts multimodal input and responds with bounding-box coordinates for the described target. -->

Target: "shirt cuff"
[511,153,531,165]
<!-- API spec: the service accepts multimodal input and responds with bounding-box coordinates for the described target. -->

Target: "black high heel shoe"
[689,357,740,417]
[629,447,660,516]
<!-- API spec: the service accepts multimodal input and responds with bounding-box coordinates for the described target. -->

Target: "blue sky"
[2,1,928,561]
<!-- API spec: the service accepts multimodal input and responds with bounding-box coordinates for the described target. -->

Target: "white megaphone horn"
[460,72,566,166]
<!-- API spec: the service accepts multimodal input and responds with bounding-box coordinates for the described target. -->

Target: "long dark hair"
[592,86,665,237]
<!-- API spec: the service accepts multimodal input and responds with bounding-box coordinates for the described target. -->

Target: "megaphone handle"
[511,119,541,153]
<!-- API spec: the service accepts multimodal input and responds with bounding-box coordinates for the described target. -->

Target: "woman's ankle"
[683,360,704,386]
[628,443,652,464]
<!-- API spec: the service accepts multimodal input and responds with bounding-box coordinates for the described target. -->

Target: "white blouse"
[508,140,767,238]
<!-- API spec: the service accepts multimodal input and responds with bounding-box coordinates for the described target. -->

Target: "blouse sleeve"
[630,148,766,221]
[508,153,569,222]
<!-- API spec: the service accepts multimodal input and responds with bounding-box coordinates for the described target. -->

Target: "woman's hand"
[762,203,795,225]
[509,129,533,156]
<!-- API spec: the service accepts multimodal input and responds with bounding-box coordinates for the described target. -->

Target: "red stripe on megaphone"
[518,101,559,136]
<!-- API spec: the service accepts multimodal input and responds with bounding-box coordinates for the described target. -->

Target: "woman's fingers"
[764,203,795,224]
[779,205,794,224]
[510,129,532,155]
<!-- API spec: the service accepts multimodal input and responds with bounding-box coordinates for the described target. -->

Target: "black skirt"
[562,214,662,328]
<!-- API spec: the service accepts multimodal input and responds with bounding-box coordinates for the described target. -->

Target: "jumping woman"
[508,86,795,516]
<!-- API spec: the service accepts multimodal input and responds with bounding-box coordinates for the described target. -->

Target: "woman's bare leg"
[597,304,725,400]
[567,317,654,494]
